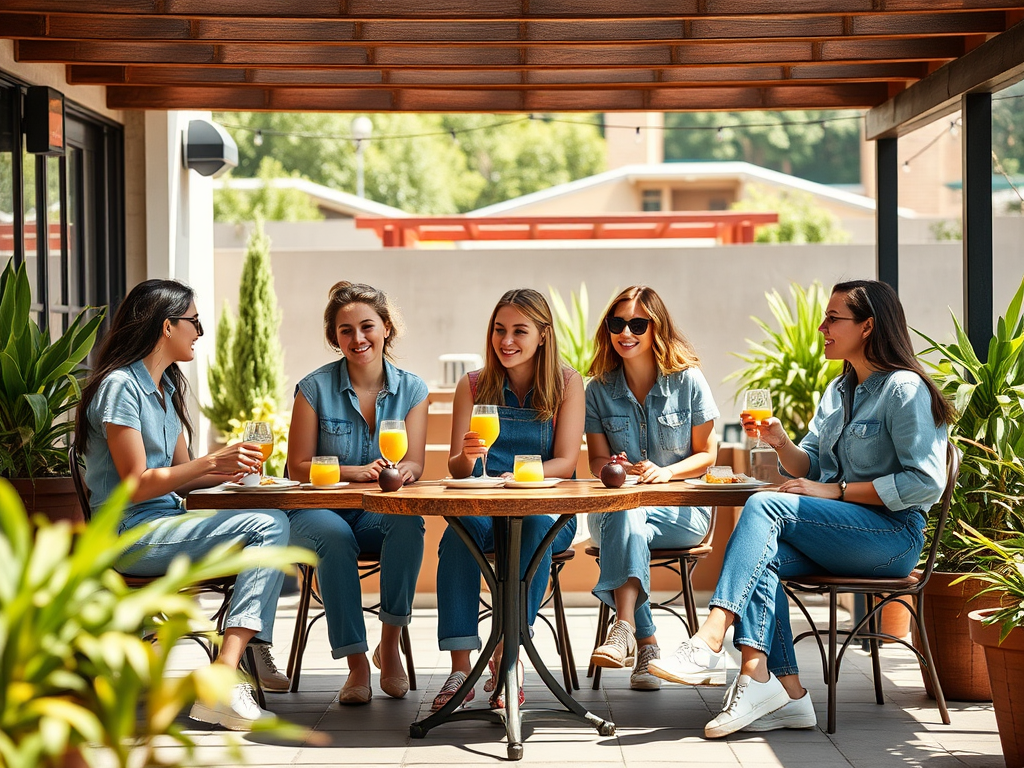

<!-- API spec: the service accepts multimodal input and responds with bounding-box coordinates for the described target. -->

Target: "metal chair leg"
[401,625,417,691]
[827,589,839,734]
[590,602,611,690]
[869,595,884,705]
[913,592,951,725]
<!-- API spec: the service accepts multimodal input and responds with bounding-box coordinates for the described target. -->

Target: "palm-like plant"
[726,281,842,440]
[548,283,604,376]
[954,524,1024,641]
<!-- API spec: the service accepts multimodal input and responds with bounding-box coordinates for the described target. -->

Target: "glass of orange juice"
[743,389,773,449]
[379,420,408,467]
[242,420,274,476]
[310,455,340,487]
[470,404,500,477]
[513,454,544,483]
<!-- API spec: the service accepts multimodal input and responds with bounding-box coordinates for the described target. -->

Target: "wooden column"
[962,92,994,362]
[875,136,899,292]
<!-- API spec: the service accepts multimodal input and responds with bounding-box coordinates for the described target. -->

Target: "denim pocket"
[846,419,885,471]
[319,418,354,462]
[656,411,691,453]
[601,416,632,456]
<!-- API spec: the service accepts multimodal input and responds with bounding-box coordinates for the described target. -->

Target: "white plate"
[440,477,507,489]
[684,478,769,490]
[621,475,639,486]
[300,482,351,490]
[503,479,564,490]
[222,477,300,491]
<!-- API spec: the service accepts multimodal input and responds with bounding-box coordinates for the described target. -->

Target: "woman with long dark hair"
[76,279,290,731]
[648,279,953,738]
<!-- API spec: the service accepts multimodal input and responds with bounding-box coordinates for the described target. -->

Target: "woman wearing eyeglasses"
[646,280,952,738]
[585,285,719,692]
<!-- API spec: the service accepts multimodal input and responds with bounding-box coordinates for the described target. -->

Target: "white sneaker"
[704,673,790,738]
[630,644,662,691]
[742,688,817,731]
[252,644,290,692]
[647,637,727,686]
[189,682,276,731]
[591,619,637,669]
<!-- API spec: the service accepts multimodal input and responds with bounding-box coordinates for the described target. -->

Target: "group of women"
[75,276,951,739]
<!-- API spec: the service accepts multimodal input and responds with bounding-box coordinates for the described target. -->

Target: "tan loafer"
[372,645,410,699]
[338,677,372,706]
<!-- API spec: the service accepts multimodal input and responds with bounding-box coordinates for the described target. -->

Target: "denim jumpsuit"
[84,360,289,644]
[436,373,577,651]
[288,358,427,658]
[585,366,718,639]
[711,370,948,676]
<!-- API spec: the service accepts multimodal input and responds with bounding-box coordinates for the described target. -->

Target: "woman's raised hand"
[461,430,488,464]
[740,411,787,449]
[210,442,263,476]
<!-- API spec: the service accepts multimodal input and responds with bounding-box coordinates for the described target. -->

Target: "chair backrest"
[916,442,962,583]
[68,443,93,522]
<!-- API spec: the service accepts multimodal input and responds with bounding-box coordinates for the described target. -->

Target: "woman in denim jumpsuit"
[585,285,719,691]
[431,288,586,711]
[288,282,427,705]
[648,280,954,739]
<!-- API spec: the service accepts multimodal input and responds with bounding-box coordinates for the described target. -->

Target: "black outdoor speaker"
[182,118,237,178]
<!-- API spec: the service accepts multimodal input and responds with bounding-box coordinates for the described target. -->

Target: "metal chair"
[586,507,718,689]
[783,442,961,733]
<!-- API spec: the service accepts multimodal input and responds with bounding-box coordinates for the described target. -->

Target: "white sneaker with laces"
[742,688,817,731]
[647,636,727,685]
[704,673,790,738]
[590,619,637,669]
[630,644,662,691]
[189,682,276,731]
[252,644,290,692]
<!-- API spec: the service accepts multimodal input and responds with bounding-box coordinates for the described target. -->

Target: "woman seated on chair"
[76,279,291,731]
[585,285,718,691]
[287,281,427,706]
[647,279,953,738]
[431,288,585,712]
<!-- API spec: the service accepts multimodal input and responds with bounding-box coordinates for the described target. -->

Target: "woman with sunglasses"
[75,279,291,731]
[585,285,719,691]
[647,280,952,738]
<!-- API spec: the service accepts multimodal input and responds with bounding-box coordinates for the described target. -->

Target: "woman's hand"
[630,459,673,484]
[461,430,488,465]
[777,478,838,498]
[210,441,264,475]
[740,410,788,449]
[350,458,387,483]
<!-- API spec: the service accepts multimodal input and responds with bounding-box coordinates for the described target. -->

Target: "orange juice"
[513,456,544,482]
[310,462,341,486]
[470,413,501,447]
[257,442,274,461]
[379,429,409,464]
[747,408,772,422]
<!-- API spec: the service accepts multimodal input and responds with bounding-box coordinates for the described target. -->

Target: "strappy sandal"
[488,659,525,709]
[431,671,475,712]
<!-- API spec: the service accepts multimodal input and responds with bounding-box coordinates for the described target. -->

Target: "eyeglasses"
[169,315,204,336]
[605,316,650,335]
[821,314,857,327]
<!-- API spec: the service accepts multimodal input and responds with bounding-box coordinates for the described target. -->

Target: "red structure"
[356,212,778,248]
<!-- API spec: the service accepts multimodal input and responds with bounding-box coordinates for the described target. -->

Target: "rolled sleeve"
[95,373,143,436]
[688,369,720,427]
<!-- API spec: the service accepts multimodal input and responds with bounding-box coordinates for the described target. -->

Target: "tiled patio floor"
[163,593,1005,768]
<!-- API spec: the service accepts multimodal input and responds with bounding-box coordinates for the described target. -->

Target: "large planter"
[9,477,84,524]
[917,571,1002,701]
[969,609,1024,768]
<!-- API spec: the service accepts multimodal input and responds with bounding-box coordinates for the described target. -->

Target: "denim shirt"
[792,369,948,513]
[472,377,556,476]
[84,359,185,522]
[584,366,720,467]
[296,358,428,465]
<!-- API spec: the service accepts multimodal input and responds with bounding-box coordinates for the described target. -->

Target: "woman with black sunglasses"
[585,285,719,691]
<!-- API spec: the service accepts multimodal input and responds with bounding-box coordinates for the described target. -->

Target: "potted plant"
[0,260,105,522]
[958,525,1024,768]
[914,275,1024,700]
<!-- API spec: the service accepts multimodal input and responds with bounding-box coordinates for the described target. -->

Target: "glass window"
[641,189,662,212]
[0,86,14,274]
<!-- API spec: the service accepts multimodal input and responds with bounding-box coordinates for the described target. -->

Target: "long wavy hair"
[833,279,954,425]
[76,280,197,454]
[475,288,565,422]
[589,285,700,382]
[323,281,404,361]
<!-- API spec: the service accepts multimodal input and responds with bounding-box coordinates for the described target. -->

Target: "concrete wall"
[213,218,1024,421]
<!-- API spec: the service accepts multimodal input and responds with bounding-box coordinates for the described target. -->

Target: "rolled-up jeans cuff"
[732,635,770,655]
[635,620,657,640]
[439,635,481,652]
[225,616,264,635]
[770,663,800,677]
[379,610,411,627]
[332,640,369,659]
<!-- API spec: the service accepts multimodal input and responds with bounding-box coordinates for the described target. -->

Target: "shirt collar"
[128,359,176,396]
[837,369,889,395]
[335,358,397,395]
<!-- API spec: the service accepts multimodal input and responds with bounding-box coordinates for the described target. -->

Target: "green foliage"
[735,184,850,244]
[916,275,1024,572]
[0,478,316,768]
[225,396,290,477]
[0,261,105,478]
[726,281,843,441]
[953,524,1024,640]
[548,284,602,376]
[214,157,324,223]
[929,218,963,241]
[202,300,239,436]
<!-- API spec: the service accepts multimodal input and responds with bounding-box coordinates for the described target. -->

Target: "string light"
[253,129,263,147]
[634,126,643,144]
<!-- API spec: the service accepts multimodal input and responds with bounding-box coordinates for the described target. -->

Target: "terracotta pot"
[916,571,1002,701]
[9,477,84,524]
[879,595,913,642]
[969,609,1024,768]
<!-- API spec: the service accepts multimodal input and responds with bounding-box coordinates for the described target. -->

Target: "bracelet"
[838,479,847,501]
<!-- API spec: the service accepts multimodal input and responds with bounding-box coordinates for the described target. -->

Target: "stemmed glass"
[743,389,774,449]
[379,419,408,468]
[242,420,274,477]
[470,404,500,478]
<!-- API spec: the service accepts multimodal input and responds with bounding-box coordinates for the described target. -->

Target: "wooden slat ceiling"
[2,1,1024,113]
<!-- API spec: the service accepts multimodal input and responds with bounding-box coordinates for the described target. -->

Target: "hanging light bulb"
[634,126,643,144]
[716,126,725,142]
[253,129,264,147]
[948,120,959,139]
[902,161,911,173]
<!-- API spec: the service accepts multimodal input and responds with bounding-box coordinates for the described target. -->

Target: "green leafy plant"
[225,395,290,477]
[953,524,1024,641]
[916,275,1024,572]
[549,283,603,376]
[0,478,315,768]
[0,261,105,479]
[726,281,842,440]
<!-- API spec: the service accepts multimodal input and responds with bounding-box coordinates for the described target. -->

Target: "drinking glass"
[743,389,773,449]
[379,420,408,467]
[470,404,500,478]
[310,455,341,487]
[242,420,274,476]
[513,454,544,482]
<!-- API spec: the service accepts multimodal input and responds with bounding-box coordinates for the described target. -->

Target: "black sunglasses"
[169,315,204,337]
[605,316,650,335]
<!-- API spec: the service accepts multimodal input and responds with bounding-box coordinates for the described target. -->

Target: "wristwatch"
[838,479,847,501]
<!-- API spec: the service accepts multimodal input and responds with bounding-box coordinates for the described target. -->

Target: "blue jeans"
[711,492,925,677]
[287,508,425,658]
[118,506,290,644]
[436,514,577,651]
[588,505,711,639]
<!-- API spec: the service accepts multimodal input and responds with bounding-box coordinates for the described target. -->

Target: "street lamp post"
[351,116,373,198]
